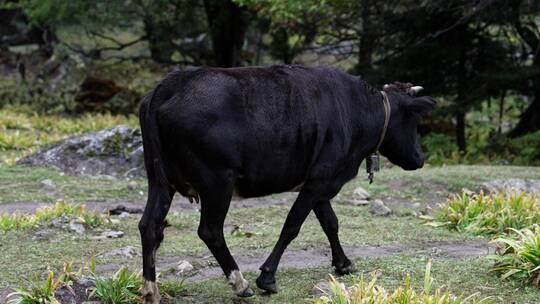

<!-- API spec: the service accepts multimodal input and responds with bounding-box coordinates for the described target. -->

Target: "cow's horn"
[409,86,424,95]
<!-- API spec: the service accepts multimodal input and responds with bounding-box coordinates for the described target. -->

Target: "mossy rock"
[18,125,144,177]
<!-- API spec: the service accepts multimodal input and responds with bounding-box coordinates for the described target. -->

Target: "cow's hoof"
[141,280,161,304]
[228,270,253,297]
[256,272,277,294]
[237,286,255,297]
[334,260,356,276]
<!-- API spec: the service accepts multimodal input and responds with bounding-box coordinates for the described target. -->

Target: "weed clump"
[423,191,540,236]
[0,200,107,232]
[491,226,540,286]
[314,261,493,304]
[90,266,142,304]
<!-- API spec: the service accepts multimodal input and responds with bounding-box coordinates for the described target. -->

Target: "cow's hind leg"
[139,185,174,304]
[313,200,355,275]
[197,173,254,297]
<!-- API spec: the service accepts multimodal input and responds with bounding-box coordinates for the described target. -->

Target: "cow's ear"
[407,96,437,116]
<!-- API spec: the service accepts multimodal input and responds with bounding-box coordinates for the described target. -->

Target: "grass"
[91,266,142,304]
[491,226,540,286]
[0,108,137,164]
[0,200,108,232]
[423,191,540,236]
[314,261,493,304]
[0,164,539,302]
[0,164,145,203]
[7,271,62,304]
[176,256,540,303]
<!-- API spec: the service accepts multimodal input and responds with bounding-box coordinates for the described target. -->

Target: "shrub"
[0,200,107,232]
[7,271,62,304]
[422,191,540,236]
[314,261,492,304]
[90,266,142,304]
[491,226,540,286]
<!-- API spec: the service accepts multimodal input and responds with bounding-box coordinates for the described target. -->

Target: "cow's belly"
[233,158,308,198]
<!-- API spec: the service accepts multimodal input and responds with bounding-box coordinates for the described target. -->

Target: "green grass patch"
[491,226,540,286]
[315,261,493,304]
[423,191,540,236]
[7,271,63,304]
[0,164,145,203]
[0,200,107,231]
[90,266,142,304]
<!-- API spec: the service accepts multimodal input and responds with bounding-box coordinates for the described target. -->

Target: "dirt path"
[152,239,494,283]
[0,192,298,214]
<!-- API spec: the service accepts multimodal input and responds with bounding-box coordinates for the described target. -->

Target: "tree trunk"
[356,0,375,77]
[203,0,249,67]
[508,0,540,137]
[455,110,467,152]
[143,18,175,64]
[509,47,540,137]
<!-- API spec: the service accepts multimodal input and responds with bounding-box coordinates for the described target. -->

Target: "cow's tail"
[140,83,171,201]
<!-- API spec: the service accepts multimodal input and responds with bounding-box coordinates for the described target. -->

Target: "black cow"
[138,65,436,303]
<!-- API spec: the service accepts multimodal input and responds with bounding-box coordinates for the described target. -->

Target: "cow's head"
[378,82,437,170]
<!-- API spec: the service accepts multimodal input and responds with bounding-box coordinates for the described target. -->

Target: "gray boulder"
[369,199,392,216]
[18,125,144,177]
[480,179,540,195]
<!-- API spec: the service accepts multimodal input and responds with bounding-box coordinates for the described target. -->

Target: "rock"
[69,220,86,234]
[101,246,139,259]
[55,277,95,304]
[312,280,333,297]
[32,229,53,241]
[51,216,69,228]
[480,179,540,195]
[108,204,144,215]
[18,125,144,178]
[92,230,124,240]
[352,187,370,201]
[127,180,138,190]
[369,199,392,216]
[177,260,194,273]
[40,179,56,189]
[350,199,370,206]
[118,212,130,219]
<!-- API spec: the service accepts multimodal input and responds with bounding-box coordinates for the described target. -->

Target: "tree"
[204,0,250,67]
[378,0,516,152]
[506,0,540,137]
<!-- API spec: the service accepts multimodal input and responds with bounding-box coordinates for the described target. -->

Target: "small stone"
[369,199,392,216]
[352,187,370,201]
[69,220,86,234]
[51,216,69,228]
[313,281,332,297]
[480,179,540,195]
[41,179,56,189]
[127,181,138,190]
[32,229,53,241]
[118,212,130,219]
[101,246,139,259]
[109,218,121,225]
[177,260,194,273]
[92,230,124,240]
[351,199,370,206]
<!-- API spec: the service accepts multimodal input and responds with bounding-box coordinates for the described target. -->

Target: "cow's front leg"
[313,200,355,275]
[256,189,318,293]
[139,185,174,304]
[197,177,254,297]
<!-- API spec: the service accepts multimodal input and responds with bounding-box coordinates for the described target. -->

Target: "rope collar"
[375,91,391,152]
[366,91,391,184]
